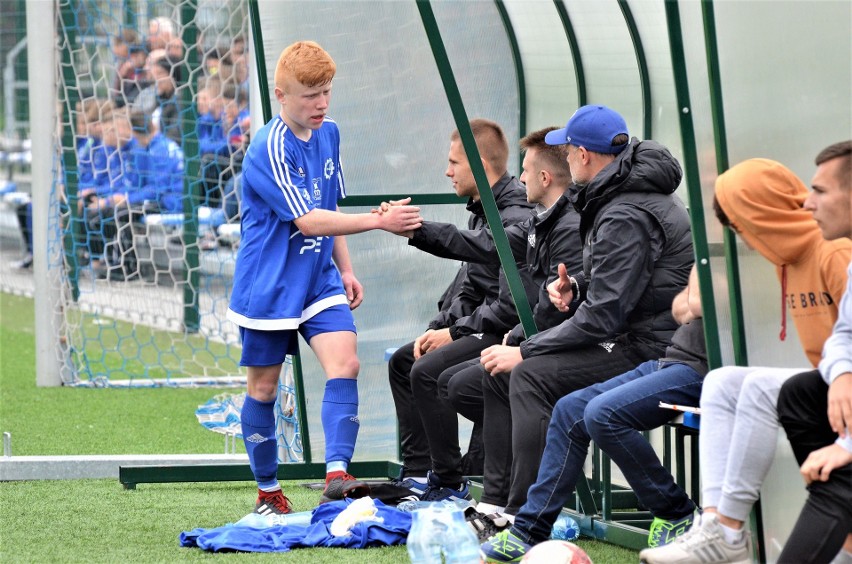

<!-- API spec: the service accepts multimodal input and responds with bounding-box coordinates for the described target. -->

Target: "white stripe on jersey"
[227,294,349,330]
[266,119,309,217]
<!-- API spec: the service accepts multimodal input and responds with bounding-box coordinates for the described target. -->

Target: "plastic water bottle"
[551,513,580,541]
[397,498,473,513]
[406,504,480,564]
[406,506,442,563]
[442,505,480,564]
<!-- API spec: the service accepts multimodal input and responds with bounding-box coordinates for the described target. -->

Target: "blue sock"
[241,395,279,491]
[322,378,359,473]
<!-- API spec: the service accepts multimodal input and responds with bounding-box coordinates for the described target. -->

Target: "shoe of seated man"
[418,470,473,503]
[647,512,695,548]
[464,506,512,543]
[480,529,531,563]
[320,471,369,504]
[390,474,429,499]
[639,512,750,564]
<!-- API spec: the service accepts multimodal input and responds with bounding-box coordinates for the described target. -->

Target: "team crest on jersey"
[297,166,305,177]
[324,157,335,179]
[312,178,322,201]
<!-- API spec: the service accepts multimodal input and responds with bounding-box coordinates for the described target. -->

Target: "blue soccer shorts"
[239,304,356,367]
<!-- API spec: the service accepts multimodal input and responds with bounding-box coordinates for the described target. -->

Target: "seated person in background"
[146,16,183,65]
[482,264,706,562]
[776,140,852,564]
[222,80,250,158]
[110,28,148,107]
[474,106,693,522]
[133,56,181,145]
[76,98,111,195]
[82,107,140,280]
[640,153,852,564]
[196,74,227,206]
[386,119,533,498]
[129,110,185,214]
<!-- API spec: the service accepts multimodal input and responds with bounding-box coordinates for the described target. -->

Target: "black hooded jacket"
[410,188,582,340]
[519,139,694,358]
[427,173,534,330]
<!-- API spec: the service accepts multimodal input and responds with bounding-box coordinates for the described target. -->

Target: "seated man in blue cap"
[474,105,694,561]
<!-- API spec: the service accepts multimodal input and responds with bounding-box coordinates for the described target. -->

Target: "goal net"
[50,0,249,387]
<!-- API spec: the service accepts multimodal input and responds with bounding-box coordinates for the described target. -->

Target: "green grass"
[0,292,243,455]
[0,292,640,562]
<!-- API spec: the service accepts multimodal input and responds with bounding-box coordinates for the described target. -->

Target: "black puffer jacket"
[428,173,534,330]
[410,188,581,340]
[519,139,694,358]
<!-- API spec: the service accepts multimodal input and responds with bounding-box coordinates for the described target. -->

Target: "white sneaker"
[639,513,750,564]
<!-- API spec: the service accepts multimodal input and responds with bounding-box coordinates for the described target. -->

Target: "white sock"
[718,522,745,545]
[831,549,852,564]
[476,502,505,514]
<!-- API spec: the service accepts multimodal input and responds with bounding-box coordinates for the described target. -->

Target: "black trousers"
[481,337,656,512]
[777,369,852,564]
[388,334,500,484]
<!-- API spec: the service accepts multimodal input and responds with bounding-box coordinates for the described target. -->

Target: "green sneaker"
[480,529,531,563]
[647,513,694,547]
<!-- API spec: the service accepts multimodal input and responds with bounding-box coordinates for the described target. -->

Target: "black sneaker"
[390,475,429,499]
[464,506,511,543]
[254,489,293,515]
[418,470,473,503]
[320,471,369,504]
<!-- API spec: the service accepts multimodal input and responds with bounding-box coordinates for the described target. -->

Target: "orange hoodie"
[715,158,850,366]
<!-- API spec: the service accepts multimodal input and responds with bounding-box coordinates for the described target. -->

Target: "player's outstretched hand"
[546,263,574,312]
[379,198,422,236]
[799,443,852,485]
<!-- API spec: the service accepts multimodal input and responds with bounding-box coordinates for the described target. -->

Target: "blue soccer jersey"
[227,115,348,330]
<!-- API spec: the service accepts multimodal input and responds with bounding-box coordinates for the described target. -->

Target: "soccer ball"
[521,540,593,564]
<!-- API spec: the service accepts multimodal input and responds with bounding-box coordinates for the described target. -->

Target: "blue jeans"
[511,360,703,544]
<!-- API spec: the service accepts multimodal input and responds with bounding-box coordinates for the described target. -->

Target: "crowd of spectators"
[9,17,251,277]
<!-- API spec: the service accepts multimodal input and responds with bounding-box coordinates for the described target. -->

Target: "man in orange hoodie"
[641,155,851,564]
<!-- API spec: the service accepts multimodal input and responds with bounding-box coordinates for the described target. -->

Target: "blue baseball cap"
[545,105,629,154]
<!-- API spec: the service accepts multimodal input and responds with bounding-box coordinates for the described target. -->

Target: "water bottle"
[442,505,481,564]
[551,513,580,541]
[406,506,443,564]
[397,498,473,513]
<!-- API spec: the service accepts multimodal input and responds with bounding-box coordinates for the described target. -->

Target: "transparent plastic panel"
[714,0,852,178]
[557,0,644,137]
[502,0,577,131]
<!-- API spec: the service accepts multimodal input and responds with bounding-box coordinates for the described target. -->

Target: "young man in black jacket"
[387,119,533,500]
[395,127,585,510]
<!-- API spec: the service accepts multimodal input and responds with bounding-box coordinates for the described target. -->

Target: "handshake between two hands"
[371,197,421,237]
